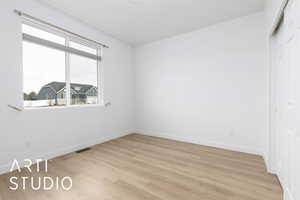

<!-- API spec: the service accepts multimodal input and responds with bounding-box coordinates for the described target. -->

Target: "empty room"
[0,0,299,199]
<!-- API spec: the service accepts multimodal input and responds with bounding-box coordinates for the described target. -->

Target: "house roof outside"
[43,81,96,94]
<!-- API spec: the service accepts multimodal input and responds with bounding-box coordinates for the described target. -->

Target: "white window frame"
[22,19,104,109]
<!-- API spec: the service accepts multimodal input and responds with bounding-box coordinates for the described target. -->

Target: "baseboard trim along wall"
[284,187,295,200]
[0,129,265,174]
[0,129,134,175]
[278,175,296,200]
[135,129,264,156]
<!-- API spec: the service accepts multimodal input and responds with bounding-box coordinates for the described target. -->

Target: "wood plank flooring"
[0,134,282,200]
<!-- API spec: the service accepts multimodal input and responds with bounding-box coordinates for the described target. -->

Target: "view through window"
[22,23,101,108]
[69,41,98,105]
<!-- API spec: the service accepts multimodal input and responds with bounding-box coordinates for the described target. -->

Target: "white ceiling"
[39,0,265,46]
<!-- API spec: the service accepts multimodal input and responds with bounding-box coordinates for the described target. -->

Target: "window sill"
[23,104,105,111]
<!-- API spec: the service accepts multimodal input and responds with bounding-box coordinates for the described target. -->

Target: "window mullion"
[65,37,71,106]
[97,47,103,105]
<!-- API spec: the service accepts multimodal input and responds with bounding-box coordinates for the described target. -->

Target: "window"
[22,21,103,108]
[69,41,98,105]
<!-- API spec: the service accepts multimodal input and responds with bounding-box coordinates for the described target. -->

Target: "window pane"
[23,41,66,108]
[22,24,65,45]
[70,54,98,105]
[70,41,97,55]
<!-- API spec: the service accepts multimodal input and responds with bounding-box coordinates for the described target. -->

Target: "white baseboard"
[135,129,263,156]
[277,174,295,200]
[262,154,277,174]
[0,129,134,175]
[283,185,295,200]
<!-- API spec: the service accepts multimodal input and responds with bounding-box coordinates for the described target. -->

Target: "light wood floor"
[0,134,282,200]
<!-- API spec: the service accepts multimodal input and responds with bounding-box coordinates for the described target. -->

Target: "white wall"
[135,12,268,155]
[0,0,135,173]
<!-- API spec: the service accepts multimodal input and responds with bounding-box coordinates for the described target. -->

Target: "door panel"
[270,3,300,199]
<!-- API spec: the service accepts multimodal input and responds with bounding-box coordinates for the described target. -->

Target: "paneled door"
[270,1,300,199]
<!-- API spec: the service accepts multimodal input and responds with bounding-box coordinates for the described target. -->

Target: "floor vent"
[75,147,91,153]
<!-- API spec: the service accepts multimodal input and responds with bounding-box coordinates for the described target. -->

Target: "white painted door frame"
[267,0,289,175]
